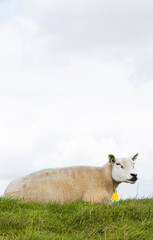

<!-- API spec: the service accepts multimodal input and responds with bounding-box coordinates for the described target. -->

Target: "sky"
[0,0,153,197]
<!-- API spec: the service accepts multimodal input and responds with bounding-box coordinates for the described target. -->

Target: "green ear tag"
[110,158,114,164]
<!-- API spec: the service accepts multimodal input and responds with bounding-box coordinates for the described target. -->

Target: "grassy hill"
[0,197,152,240]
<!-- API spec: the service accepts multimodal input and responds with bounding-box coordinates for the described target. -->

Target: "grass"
[0,197,152,240]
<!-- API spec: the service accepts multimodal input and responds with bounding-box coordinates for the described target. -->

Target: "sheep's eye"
[116,163,124,169]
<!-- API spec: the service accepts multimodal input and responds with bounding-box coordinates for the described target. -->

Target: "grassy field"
[0,197,152,240]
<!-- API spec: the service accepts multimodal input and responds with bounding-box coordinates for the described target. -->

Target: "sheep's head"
[109,153,138,184]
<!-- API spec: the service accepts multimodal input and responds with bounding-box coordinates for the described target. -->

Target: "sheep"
[4,154,138,204]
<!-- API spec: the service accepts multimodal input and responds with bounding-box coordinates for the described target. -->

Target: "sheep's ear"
[131,153,139,161]
[108,154,115,164]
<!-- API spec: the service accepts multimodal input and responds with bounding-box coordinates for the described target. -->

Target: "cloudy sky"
[0,0,153,197]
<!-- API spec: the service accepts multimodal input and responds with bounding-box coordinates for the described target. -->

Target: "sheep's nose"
[130,173,138,180]
[130,173,137,178]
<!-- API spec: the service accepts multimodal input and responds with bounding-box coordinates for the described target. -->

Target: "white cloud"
[28,0,152,16]
[14,15,38,35]
[24,0,153,83]
[0,23,22,58]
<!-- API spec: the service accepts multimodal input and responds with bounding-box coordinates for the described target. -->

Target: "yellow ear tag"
[111,192,118,201]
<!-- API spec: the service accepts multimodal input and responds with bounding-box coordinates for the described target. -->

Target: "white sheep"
[4,154,138,204]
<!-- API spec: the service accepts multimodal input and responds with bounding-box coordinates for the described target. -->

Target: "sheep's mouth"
[127,177,138,183]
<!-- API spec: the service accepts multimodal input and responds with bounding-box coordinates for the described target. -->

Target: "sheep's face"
[109,154,138,184]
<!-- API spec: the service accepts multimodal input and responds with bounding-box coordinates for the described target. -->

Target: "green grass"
[0,197,152,240]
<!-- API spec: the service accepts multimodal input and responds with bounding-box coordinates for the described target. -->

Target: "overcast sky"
[0,0,153,196]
